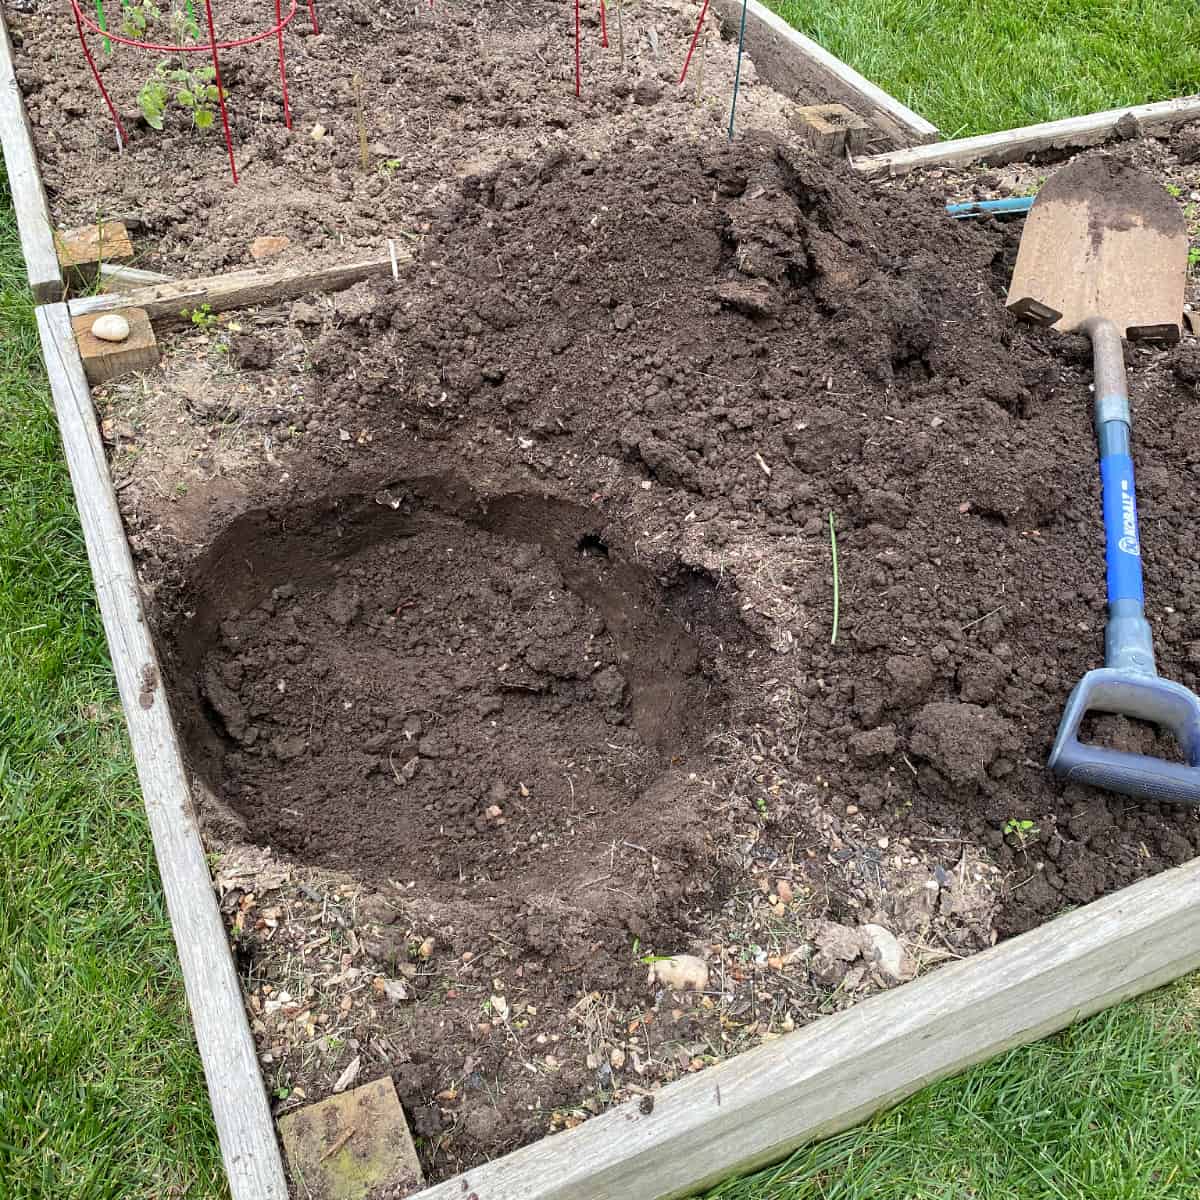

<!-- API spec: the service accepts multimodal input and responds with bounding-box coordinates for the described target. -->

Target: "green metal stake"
[95,0,111,52]
[727,0,748,140]
[828,511,840,646]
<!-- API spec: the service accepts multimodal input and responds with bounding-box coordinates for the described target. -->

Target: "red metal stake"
[678,0,710,84]
[72,0,128,148]
[275,0,292,127]
[203,0,238,183]
[599,0,608,47]
[307,0,320,33]
[574,0,581,98]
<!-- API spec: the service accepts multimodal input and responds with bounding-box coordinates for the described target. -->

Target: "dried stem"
[352,72,368,173]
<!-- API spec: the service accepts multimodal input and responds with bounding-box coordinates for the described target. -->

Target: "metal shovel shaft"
[1084,317,1156,678]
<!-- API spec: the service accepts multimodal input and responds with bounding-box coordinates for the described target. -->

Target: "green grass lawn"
[0,174,227,1199]
[765,0,1197,137]
[2,2,1199,1189]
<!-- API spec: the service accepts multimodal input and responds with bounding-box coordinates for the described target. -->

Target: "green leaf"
[176,89,194,107]
[194,108,215,130]
[167,69,189,81]
[137,78,167,130]
[195,66,216,81]
[205,85,220,101]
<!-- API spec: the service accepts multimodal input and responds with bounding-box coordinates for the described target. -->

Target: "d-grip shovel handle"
[1048,318,1200,806]
[1048,669,1200,804]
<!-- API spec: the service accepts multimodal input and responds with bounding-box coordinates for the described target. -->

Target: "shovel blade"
[1006,157,1188,340]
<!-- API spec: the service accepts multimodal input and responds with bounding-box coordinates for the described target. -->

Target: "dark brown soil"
[182,482,737,909]
[82,79,1200,1181]
[243,134,1199,942]
[9,0,847,275]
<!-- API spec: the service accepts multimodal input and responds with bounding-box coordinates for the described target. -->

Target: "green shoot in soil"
[182,302,218,328]
[120,0,160,38]
[828,510,840,646]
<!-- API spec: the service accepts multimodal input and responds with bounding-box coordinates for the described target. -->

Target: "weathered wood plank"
[99,262,175,290]
[0,5,62,301]
[67,254,410,322]
[35,302,288,1200]
[857,94,1200,179]
[411,857,1200,1200]
[709,0,938,148]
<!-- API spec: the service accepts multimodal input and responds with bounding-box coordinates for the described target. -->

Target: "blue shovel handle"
[1047,318,1200,804]
[946,197,1035,218]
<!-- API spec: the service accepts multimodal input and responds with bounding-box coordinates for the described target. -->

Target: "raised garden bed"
[6,0,1200,1196]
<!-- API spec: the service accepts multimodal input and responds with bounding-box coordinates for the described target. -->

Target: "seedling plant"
[1004,817,1040,849]
[138,61,221,131]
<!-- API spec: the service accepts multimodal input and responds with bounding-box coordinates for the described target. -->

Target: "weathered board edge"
[66,254,409,322]
[0,4,62,301]
[410,857,1200,1200]
[34,302,289,1200]
[709,0,939,147]
[856,93,1200,179]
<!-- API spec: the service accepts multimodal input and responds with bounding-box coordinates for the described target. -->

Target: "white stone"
[91,313,130,343]
[861,923,912,983]
[647,954,709,993]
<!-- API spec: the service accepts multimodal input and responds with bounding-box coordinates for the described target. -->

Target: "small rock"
[812,920,862,962]
[250,235,291,260]
[91,313,130,343]
[861,924,912,983]
[609,1046,626,1069]
[776,879,794,904]
[418,937,435,959]
[648,954,709,993]
[613,302,635,331]
[310,123,327,140]
[382,979,408,1002]
[332,1054,360,1093]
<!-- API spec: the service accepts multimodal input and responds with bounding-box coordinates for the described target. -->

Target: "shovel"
[1006,156,1200,804]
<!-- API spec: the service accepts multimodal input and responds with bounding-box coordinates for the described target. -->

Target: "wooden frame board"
[709,0,939,148]
[856,94,1200,179]
[67,254,408,324]
[0,4,61,302]
[35,303,289,1200]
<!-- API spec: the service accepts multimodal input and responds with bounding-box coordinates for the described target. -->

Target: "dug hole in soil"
[56,5,1200,1179]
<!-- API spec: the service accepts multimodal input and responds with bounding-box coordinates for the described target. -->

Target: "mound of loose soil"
[117,131,1200,1180]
